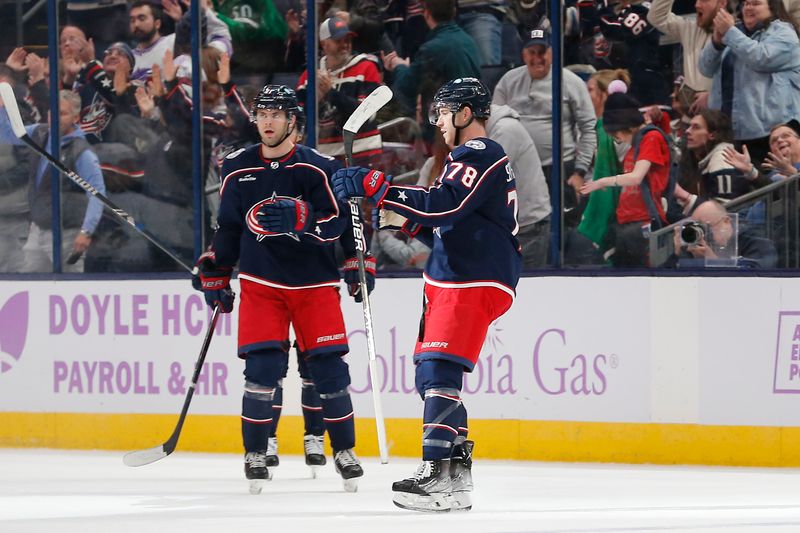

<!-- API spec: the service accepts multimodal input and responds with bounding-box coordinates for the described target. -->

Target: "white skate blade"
[342,477,359,493]
[392,491,452,513]
[309,465,321,479]
[248,479,264,495]
[449,491,473,512]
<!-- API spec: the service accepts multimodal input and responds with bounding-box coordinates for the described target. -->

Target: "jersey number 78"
[442,162,479,188]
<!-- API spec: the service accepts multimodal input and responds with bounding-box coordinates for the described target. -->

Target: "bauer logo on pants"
[0,291,29,374]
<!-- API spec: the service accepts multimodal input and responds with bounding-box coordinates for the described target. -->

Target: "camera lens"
[680,222,703,245]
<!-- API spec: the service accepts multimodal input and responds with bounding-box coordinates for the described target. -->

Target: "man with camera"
[664,199,777,268]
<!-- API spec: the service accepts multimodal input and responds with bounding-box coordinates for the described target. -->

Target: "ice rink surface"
[2,449,800,533]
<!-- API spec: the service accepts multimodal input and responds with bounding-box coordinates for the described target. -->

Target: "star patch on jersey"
[397,190,408,201]
[465,140,486,150]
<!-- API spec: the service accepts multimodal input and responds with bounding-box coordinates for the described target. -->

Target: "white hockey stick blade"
[123,445,168,467]
[0,82,28,138]
[343,85,393,135]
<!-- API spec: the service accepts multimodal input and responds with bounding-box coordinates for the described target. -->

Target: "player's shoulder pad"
[225,147,246,160]
[225,144,261,161]
[293,144,342,175]
[452,137,506,163]
[295,144,336,162]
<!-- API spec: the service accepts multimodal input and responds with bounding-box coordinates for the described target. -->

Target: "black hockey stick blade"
[0,82,192,273]
[123,306,221,467]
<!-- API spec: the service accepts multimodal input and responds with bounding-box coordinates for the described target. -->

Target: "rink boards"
[1,276,800,466]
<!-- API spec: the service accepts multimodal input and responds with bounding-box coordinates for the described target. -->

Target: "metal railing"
[649,174,800,268]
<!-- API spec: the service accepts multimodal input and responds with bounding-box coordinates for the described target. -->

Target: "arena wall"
[1,277,799,466]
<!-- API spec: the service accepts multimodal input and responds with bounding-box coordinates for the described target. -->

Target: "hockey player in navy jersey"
[332,77,522,512]
[262,109,376,477]
[194,85,365,494]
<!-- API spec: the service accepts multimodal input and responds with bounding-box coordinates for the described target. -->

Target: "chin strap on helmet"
[450,105,474,146]
[265,113,296,148]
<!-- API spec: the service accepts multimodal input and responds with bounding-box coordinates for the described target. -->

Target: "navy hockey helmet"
[429,77,491,125]
[252,84,301,120]
[252,85,301,147]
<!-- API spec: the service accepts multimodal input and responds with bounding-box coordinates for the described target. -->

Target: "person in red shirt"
[581,90,670,266]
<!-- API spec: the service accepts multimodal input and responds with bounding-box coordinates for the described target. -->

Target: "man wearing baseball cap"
[296,14,384,163]
[493,26,597,229]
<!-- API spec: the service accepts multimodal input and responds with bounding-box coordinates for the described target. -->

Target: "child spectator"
[576,70,628,256]
[580,90,669,266]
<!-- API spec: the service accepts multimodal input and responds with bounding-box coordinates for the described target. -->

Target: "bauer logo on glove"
[193,250,235,313]
[331,166,392,205]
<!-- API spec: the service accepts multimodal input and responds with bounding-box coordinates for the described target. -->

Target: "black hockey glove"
[256,197,315,237]
[332,167,391,205]
[342,253,376,303]
[193,250,235,313]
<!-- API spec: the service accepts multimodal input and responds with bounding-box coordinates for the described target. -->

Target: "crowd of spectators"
[0,0,798,273]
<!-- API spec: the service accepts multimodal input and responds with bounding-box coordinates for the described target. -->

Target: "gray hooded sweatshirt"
[486,104,551,227]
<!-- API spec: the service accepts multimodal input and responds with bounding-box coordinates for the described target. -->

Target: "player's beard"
[263,122,294,149]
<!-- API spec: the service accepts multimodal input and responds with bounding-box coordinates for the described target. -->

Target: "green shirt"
[392,21,481,110]
[213,0,287,43]
[578,118,620,247]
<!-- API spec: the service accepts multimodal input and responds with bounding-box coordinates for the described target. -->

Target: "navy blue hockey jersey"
[381,138,522,295]
[213,143,347,288]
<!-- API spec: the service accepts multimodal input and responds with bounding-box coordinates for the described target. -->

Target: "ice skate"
[333,448,363,492]
[303,434,326,478]
[449,440,474,511]
[244,451,272,494]
[265,437,279,468]
[392,459,454,512]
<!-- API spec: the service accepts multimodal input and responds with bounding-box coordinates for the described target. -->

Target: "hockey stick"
[342,85,393,464]
[0,82,191,272]
[123,305,221,466]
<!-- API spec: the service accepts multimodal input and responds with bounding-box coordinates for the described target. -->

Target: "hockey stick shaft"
[347,198,389,464]
[0,82,192,273]
[342,86,393,463]
[123,305,220,467]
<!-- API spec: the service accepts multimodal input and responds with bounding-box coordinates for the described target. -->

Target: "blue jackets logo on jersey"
[246,193,303,242]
